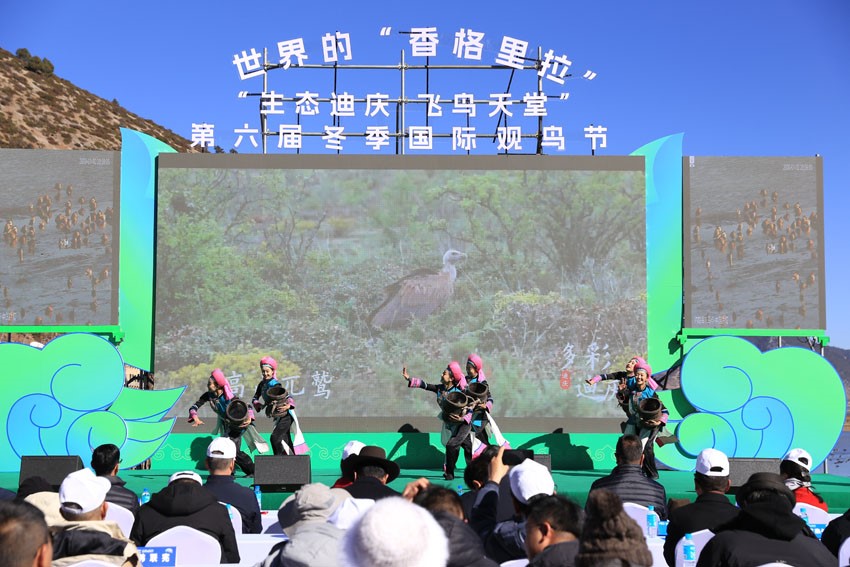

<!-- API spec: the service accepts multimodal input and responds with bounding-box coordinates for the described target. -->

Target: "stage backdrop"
[0,131,843,473]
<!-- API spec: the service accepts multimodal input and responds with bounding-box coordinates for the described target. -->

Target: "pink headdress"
[447,361,467,389]
[260,356,278,379]
[211,368,234,400]
[633,361,652,378]
[466,353,487,381]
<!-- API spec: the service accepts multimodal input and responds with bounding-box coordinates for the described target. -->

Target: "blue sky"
[2,0,848,347]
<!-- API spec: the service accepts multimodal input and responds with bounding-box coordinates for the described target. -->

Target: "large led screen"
[684,156,825,330]
[155,155,646,424]
[0,149,119,327]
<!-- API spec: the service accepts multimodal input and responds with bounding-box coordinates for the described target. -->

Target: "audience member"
[576,489,652,567]
[663,448,739,566]
[524,494,583,567]
[203,437,261,533]
[781,447,828,512]
[53,468,139,567]
[340,496,449,567]
[264,483,347,567]
[414,485,498,567]
[130,470,239,564]
[462,446,514,522]
[0,500,53,567]
[821,501,850,557]
[332,440,365,489]
[342,446,401,500]
[470,446,556,563]
[91,444,140,516]
[696,472,834,566]
[18,477,62,525]
[588,434,668,519]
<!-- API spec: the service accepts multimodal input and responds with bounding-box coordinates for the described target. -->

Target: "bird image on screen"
[368,249,466,330]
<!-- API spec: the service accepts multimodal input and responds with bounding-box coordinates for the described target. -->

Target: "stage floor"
[5,467,850,513]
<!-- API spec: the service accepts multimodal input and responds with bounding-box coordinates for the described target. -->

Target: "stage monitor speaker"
[19,455,84,489]
[728,457,781,490]
[253,455,311,492]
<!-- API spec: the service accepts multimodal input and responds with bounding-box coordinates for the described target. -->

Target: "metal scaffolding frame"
[238,47,570,155]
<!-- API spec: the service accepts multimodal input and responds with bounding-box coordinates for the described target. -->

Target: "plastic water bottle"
[456,485,464,496]
[140,488,151,505]
[254,485,262,510]
[683,533,696,567]
[226,503,234,518]
[799,507,810,527]
[646,505,658,538]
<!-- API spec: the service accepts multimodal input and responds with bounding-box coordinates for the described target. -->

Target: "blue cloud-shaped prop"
[657,336,845,471]
[1,334,184,470]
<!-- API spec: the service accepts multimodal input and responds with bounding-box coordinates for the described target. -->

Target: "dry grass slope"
[0,46,197,346]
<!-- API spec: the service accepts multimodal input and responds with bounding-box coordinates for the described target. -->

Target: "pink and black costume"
[251,356,296,455]
[189,369,265,475]
[466,353,494,446]
[408,361,472,480]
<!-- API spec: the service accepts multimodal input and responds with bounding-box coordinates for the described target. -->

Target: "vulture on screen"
[368,249,467,330]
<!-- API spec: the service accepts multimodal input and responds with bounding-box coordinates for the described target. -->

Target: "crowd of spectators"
[1,437,848,567]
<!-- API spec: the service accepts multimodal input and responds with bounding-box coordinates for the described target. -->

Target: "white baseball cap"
[783,448,813,472]
[695,448,730,477]
[508,458,555,504]
[59,468,111,514]
[207,437,237,459]
[169,470,202,485]
[342,440,365,461]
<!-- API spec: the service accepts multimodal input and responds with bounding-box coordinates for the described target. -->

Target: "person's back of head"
[0,499,53,567]
[736,472,796,512]
[464,446,498,491]
[524,494,583,560]
[206,437,237,475]
[356,465,389,483]
[508,458,555,515]
[576,490,652,567]
[413,486,464,521]
[58,469,110,522]
[694,447,731,494]
[615,435,643,466]
[341,496,449,567]
[91,444,121,477]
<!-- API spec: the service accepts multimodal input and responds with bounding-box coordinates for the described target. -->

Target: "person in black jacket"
[524,494,582,567]
[696,472,834,567]
[91,444,139,517]
[342,446,402,500]
[588,434,668,519]
[663,448,739,566]
[129,471,239,564]
[203,437,262,534]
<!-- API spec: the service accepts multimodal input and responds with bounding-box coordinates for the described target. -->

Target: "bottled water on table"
[646,505,658,538]
[254,485,262,510]
[683,532,696,567]
[140,488,151,505]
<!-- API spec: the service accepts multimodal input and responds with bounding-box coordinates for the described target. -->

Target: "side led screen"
[0,149,120,327]
[684,156,825,330]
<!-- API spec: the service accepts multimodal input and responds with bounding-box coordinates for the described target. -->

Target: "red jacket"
[793,486,828,512]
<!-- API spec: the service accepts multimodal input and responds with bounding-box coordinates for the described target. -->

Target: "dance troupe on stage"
[187,353,676,481]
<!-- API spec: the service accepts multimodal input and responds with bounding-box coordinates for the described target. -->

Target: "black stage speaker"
[728,457,781,490]
[253,455,311,492]
[19,455,84,489]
